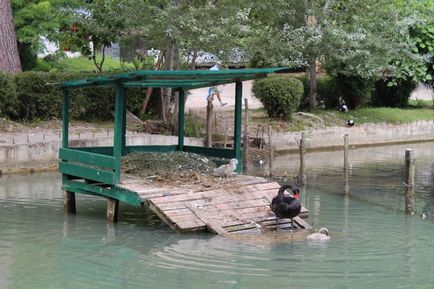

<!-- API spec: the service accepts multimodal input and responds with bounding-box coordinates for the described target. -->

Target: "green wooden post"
[113,85,126,183]
[62,90,70,148]
[234,81,242,172]
[121,87,128,156]
[62,89,76,213]
[178,89,185,151]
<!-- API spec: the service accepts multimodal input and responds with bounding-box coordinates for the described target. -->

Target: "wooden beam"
[185,202,227,235]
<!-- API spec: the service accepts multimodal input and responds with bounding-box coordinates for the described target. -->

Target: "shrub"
[0,73,18,118]
[371,79,417,108]
[332,74,375,109]
[252,76,303,120]
[0,71,151,121]
[294,74,339,109]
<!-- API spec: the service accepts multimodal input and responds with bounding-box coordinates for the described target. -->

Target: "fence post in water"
[107,198,119,223]
[268,124,273,180]
[344,134,350,194]
[243,98,249,172]
[64,191,76,214]
[404,149,415,214]
[299,132,306,185]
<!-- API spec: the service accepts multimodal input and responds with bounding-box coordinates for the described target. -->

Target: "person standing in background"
[207,63,227,107]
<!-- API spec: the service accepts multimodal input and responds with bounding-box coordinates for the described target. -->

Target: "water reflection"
[1,142,434,288]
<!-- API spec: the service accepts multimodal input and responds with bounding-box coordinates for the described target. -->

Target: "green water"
[1,142,434,288]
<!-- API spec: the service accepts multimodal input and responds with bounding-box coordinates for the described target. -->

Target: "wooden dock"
[119,175,310,234]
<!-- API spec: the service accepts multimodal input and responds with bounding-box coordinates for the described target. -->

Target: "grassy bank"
[36,55,134,72]
[248,106,434,132]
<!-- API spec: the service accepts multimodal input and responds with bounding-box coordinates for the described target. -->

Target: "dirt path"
[185,80,263,111]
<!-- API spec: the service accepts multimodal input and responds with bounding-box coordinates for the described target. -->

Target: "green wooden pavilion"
[59,68,286,220]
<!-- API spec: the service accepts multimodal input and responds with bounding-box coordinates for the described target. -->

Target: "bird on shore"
[270,184,302,230]
[307,227,330,241]
[346,119,354,127]
[214,158,238,178]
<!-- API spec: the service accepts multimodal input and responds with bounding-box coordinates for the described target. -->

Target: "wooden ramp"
[119,175,310,234]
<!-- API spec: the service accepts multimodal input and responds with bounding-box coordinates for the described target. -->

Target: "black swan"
[270,184,302,230]
[307,227,330,241]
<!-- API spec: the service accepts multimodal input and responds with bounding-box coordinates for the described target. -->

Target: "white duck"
[307,227,330,241]
[214,158,238,177]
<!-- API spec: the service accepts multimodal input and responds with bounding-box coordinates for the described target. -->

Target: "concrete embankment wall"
[0,134,203,174]
[273,120,434,152]
[1,120,434,174]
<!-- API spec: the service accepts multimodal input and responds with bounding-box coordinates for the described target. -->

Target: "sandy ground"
[410,83,434,101]
[185,80,262,111]
[0,81,432,146]
[185,80,434,112]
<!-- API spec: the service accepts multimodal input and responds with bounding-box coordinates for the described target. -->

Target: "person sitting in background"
[338,96,348,112]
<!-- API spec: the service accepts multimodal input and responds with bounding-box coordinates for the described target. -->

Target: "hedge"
[252,76,303,120]
[371,78,417,108]
[0,73,18,118]
[0,71,150,121]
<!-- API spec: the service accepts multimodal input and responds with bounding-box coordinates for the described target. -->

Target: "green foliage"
[372,79,417,108]
[294,74,339,109]
[17,42,37,71]
[0,73,18,119]
[0,71,150,121]
[331,74,375,109]
[252,76,303,120]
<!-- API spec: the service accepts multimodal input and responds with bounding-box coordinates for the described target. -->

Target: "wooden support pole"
[299,132,306,185]
[62,90,70,148]
[344,134,349,194]
[205,99,213,147]
[63,191,76,214]
[178,89,185,151]
[268,124,273,180]
[404,149,415,214]
[113,85,126,183]
[107,198,119,223]
[243,98,250,172]
[234,81,243,172]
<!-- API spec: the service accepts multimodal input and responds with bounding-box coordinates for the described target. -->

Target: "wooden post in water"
[243,98,249,172]
[344,134,350,194]
[299,132,306,185]
[63,191,76,214]
[404,149,415,214]
[205,99,213,147]
[107,198,119,222]
[268,124,273,180]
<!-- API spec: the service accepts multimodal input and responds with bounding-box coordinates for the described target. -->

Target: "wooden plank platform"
[118,175,309,234]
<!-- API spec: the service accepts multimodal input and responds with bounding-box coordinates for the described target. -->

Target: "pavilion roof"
[60,67,288,90]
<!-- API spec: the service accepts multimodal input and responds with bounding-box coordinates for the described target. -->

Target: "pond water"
[1,142,434,288]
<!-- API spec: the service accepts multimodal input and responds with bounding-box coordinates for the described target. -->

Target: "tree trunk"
[308,58,317,111]
[139,50,164,115]
[0,0,22,73]
[172,44,180,135]
[161,48,174,121]
[205,99,213,147]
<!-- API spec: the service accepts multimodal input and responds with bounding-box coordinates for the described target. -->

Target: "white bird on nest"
[214,158,238,178]
[307,227,330,241]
